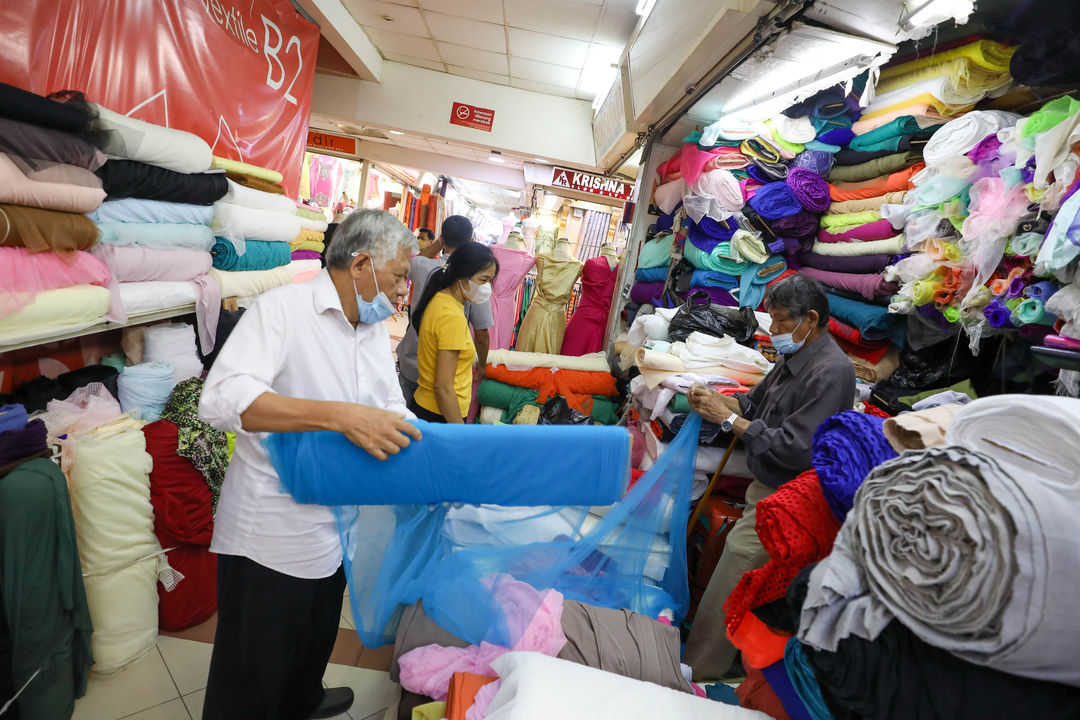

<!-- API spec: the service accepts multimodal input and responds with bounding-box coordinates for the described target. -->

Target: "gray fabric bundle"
[799,444,1080,686]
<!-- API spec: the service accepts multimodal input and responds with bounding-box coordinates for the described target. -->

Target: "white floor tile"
[73,649,180,720]
[156,637,213,695]
[123,698,192,720]
[181,689,205,719]
[321,664,399,720]
[341,598,355,629]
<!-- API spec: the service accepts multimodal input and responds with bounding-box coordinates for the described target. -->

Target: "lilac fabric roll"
[817,219,898,243]
[1007,276,1028,299]
[787,167,832,212]
[984,299,1015,328]
[629,281,666,305]
[771,211,820,238]
[799,267,899,301]
[798,251,893,273]
[748,181,803,219]
[0,418,47,465]
[792,150,835,177]
[688,286,738,306]
[291,249,323,261]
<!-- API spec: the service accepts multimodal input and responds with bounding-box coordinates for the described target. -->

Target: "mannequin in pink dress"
[560,247,619,356]
[488,232,537,350]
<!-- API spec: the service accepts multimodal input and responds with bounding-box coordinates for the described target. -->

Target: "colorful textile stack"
[476,351,620,425]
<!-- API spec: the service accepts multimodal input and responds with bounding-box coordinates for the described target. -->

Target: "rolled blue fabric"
[748,182,803,220]
[690,270,738,289]
[812,411,897,521]
[739,256,787,309]
[0,404,28,434]
[211,238,291,271]
[805,139,842,154]
[89,198,214,225]
[817,128,855,146]
[785,639,835,720]
[1026,280,1059,303]
[634,266,669,283]
[265,421,632,506]
[96,221,215,251]
[116,361,175,422]
[827,293,906,346]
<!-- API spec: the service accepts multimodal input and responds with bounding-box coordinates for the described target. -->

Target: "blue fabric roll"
[761,659,816,720]
[116,361,175,422]
[634,266,669,283]
[690,270,738,289]
[826,293,906,346]
[812,411,897,521]
[738,256,787,309]
[0,404,27,433]
[785,639,835,720]
[747,182,803,220]
[96,221,215,251]
[265,421,631,507]
[211,238,291,271]
[89,198,214,225]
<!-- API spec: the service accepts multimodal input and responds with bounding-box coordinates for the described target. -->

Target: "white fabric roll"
[486,349,610,373]
[118,281,199,315]
[212,202,303,246]
[297,215,329,232]
[479,406,504,425]
[82,559,160,673]
[223,179,298,214]
[209,266,293,299]
[91,103,212,174]
[143,322,203,384]
[287,259,323,277]
[923,110,1020,165]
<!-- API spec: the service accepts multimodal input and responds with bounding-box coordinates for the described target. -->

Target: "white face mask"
[462,279,492,304]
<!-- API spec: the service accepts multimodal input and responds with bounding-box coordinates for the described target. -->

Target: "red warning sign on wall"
[450,101,495,132]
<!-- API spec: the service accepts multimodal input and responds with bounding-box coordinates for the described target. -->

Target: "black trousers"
[407,397,446,423]
[202,555,346,720]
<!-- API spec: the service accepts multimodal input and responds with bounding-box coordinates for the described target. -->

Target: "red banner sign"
[450,102,495,132]
[0,0,319,197]
[307,131,358,155]
[551,167,633,201]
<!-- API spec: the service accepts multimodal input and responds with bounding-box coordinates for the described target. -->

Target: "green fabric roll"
[211,238,292,271]
[0,458,94,719]
[942,305,961,323]
[589,396,619,425]
[296,208,326,222]
[1009,232,1044,257]
[637,233,674,269]
[100,353,126,373]
[1020,95,1080,138]
[1014,297,1055,326]
[827,152,923,183]
[820,211,883,229]
[668,393,692,414]
[683,240,750,275]
[898,379,978,406]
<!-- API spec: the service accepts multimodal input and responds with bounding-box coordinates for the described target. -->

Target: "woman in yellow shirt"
[410,242,499,422]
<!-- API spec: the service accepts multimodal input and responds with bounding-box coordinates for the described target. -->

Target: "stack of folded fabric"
[293,202,329,263]
[477,350,620,425]
[0,82,113,344]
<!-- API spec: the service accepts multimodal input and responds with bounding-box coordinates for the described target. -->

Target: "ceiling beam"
[294,0,383,82]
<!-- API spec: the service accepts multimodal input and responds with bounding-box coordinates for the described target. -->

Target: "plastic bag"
[667,291,759,343]
[537,397,595,426]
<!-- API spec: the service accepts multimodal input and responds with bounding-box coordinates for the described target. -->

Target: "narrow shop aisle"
[72,591,398,720]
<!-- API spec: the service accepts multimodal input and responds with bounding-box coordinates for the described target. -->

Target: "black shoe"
[309,687,354,719]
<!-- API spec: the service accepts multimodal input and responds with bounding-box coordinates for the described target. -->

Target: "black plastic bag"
[537,396,594,426]
[668,291,758,343]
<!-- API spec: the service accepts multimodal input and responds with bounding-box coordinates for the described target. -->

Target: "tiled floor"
[73,593,399,720]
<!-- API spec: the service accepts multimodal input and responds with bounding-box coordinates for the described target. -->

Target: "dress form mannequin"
[515,242,584,353]
[599,242,619,269]
[522,216,541,247]
[504,232,527,251]
[554,238,575,261]
[490,233,536,350]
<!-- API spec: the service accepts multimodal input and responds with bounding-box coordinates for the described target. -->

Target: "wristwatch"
[721,412,739,433]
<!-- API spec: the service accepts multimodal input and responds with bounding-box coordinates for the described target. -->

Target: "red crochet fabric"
[723,470,840,634]
[862,403,891,419]
[144,420,217,630]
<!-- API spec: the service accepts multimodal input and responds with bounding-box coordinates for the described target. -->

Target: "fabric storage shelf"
[0,303,196,353]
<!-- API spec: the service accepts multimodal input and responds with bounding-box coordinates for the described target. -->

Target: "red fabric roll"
[159,545,217,631]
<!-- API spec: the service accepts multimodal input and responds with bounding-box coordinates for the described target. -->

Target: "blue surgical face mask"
[351,255,396,325]
[772,316,806,355]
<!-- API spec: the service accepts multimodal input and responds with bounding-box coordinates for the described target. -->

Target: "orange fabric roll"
[485,364,618,414]
[727,612,792,671]
[829,163,925,202]
[446,672,497,720]
[418,184,431,229]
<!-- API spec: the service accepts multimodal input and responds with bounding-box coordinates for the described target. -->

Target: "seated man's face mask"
[772,316,807,355]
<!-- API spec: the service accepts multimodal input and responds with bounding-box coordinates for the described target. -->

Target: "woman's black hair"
[411,241,499,327]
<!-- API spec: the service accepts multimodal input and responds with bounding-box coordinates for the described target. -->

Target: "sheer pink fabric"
[0,247,110,319]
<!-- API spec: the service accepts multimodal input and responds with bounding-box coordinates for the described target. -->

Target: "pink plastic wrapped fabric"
[90,243,221,349]
[961,178,1031,305]
[654,179,687,214]
[656,147,684,183]
[817,219,898,243]
[398,576,567,702]
[467,680,501,720]
[690,170,744,212]
[39,382,123,443]
[799,267,899,301]
[0,247,111,320]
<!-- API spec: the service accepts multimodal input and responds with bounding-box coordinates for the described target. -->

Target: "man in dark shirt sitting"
[682,274,855,681]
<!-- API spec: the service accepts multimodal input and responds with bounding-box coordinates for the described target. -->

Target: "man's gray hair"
[763,274,830,327]
[326,209,418,270]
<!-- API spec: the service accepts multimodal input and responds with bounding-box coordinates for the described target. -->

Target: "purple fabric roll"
[656,212,676,232]
[0,417,47,466]
[688,223,723,252]
[792,150,835,177]
[688,286,737,306]
[699,216,737,239]
[799,267,899,300]
[748,181,803,220]
[817,219,897,243]
[291,250,322,260]
[819,128,856,146]
[1007,276,1027,299]
[798,251,893,273]
[629,281,666,305]
[984,298,1015,328]
[786,167,832,212]
[771,211,820,238]
[968,134,1003,164]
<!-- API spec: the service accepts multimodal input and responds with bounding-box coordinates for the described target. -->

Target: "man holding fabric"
[199,209,422,720]
[682,274,854,681]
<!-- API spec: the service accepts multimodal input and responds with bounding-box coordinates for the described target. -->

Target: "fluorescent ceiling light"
[903,0,974,30]
[489,155,506,163]
[388,130,404,135]
[580,44,621,107]
[532,158,548,164]
[635,0,657,17]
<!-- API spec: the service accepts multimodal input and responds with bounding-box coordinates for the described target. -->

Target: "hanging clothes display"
[561,256,619,356]
[489,245,537,351]
[514,253,584,354]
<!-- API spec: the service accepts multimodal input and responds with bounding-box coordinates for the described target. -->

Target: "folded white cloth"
[223,179,298,214]
[91,103,212,174]
[486,349,610,373]
[674,331,770,374]
[923,110,1021,165]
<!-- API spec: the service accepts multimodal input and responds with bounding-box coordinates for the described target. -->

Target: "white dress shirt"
[199,270,412,579]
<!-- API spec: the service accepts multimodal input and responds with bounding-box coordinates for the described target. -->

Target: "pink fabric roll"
[0,152,106,213]
[90,244,220,350]
[817,218,898,243]
[850,104,948,135]
[291,269,320,284]
[0,247,111,319]
[799,267,899,300]
[653,179,687,214]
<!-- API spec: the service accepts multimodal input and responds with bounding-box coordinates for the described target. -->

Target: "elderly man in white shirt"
[198,209,422,720]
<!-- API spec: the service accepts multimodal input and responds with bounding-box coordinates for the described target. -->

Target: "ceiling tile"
[511,77,581,98]
[602,0,639,11]
[425,13,507,52]
[594,6,638,47]
[382,51,447,71]
[511,56,581,87]
[507,0,601,42]
[418,0,504,23]
[437,43,509,74]
[447,65,511,85]
[508,28,589,68]
[344,0,430,36]
[363,28,442,60]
